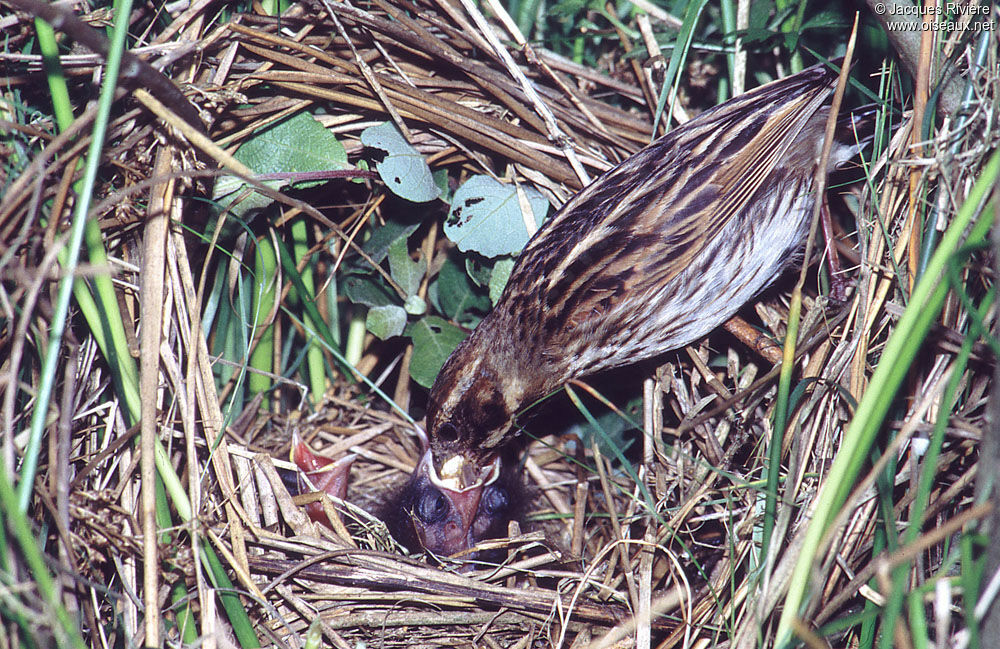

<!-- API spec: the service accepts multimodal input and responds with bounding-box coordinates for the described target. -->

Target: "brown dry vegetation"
[1,1,998,648]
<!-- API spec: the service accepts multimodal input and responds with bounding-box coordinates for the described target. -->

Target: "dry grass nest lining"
[230,346,983,648]
[2,0,996,646]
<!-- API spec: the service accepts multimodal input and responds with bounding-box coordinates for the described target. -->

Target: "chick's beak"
[409,450,500,557]
[291,433,356,527]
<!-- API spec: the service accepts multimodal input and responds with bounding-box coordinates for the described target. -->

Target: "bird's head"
[388,448,513,558]
[388,332,532,558]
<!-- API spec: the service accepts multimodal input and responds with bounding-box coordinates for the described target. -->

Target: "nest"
[1,0,998,647]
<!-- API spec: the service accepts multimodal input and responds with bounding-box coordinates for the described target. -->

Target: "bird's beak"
[428,450,501,493]
[291,433,356,527]
[411,450,501,557]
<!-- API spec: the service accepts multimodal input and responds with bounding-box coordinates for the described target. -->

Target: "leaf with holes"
[360,122,440,203]
[445,175,549,257]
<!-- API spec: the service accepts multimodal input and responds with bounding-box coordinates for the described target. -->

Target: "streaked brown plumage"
[394,60,873,558]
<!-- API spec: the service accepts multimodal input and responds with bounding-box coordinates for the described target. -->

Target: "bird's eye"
[437,422,459,442]
[415,489,449,523]
[480,485,509,516]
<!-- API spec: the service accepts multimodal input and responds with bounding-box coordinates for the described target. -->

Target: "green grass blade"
[776,148,1000,648]
[651,0,709,138]
[249,236,278,402]
[33,18,73,131]
[289,216,329,403]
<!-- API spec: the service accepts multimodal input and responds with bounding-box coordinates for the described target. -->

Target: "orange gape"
[290,434,355,529]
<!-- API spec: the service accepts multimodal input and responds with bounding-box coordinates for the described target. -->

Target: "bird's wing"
[497,64,839,369]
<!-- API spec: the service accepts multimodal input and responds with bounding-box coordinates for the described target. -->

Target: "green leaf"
[404,294,427,315]
[748,0,770,30]
[360,122,441,203]
[388,238,425,297]
[549,0,588,18]
[465,256,493,288]
[211,181,279,216]
[358,219,420,268]
[433,168,453,203]
[366,305,407,340]
[241,112,348,180]
[800,10,846,31]
[406,316,467,388]
[434,255,490,324]
[342,273,397,307]
[445,175,549,257]
[214,112,349,215]
[488,257,515,306]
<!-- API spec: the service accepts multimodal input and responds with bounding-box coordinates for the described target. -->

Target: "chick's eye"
[415,489,449,523]
[480,485,509,516]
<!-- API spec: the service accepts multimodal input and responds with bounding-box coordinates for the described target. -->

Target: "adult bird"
[393,59,874,559]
